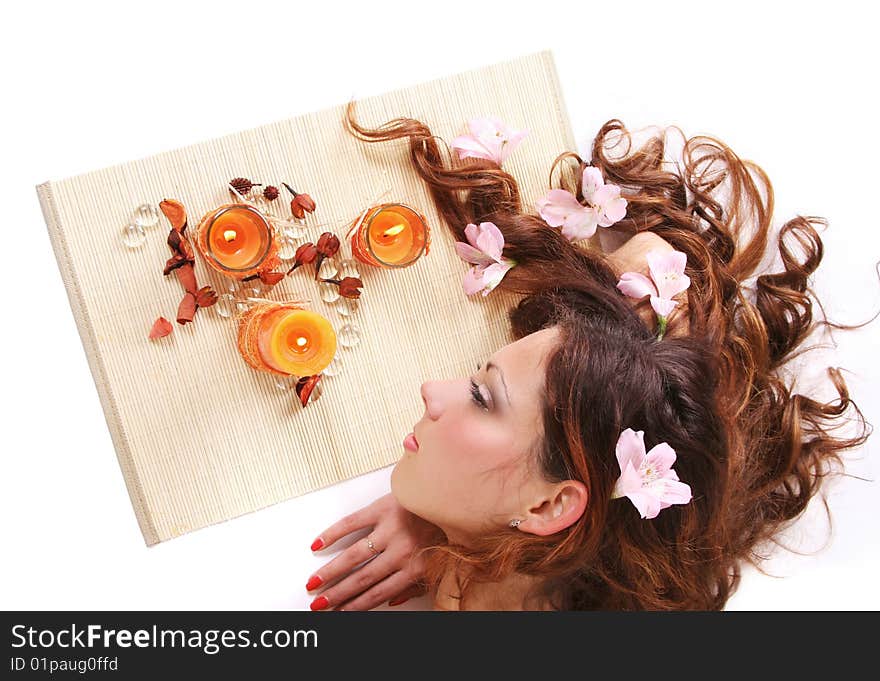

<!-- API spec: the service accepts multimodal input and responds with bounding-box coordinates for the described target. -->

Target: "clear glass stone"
[338,322,361,348]
[338,258,361,279]
[318,257,338,279]
[277,234,299,260]
[281,220,307,240]
[319,281,340,303]
[322,355,343,377]
[134,203,160,228]
[122,222,146,248]
[335,297,359,317]
[274,374,296,391]
[215,293,236,318]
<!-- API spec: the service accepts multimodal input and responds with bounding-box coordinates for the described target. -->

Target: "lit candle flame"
[382,223,406,238]
[296,336,307,347]
[223,229,238,242]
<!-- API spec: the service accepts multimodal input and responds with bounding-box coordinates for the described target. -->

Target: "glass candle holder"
[349,203,429,268]
[196,203,277,280]
[237,303,337,377]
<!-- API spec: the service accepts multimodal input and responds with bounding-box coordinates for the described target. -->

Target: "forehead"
[493,326,561,405]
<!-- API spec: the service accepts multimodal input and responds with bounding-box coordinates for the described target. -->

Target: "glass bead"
[122,222,146,248]
[319,281,340,303]
[278,220,306,240]
[338,258,361,279]
[318,257,338,280]
[322,355,343,377]
[338,322,361,348]
[335,297,359,317]
[277,234,299,260]
[134,203,160,228]
[274,374,296,392]
[215,293,236,318]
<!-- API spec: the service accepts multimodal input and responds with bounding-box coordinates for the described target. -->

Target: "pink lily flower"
[535,166,627,242]
[453,221,517,297]
[451,117,529,166]
[616,248,690,323]
[610,428,692,520]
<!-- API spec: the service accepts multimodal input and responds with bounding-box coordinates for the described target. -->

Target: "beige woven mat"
[36,50,590,546]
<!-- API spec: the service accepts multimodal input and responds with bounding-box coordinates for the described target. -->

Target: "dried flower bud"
[149,317,173,340]
[230,177,261,195]
[320,276,363,299]
[283,182,316,218]
[259,271,285,286]
[286,242,317,274]
[316,232,340,257]
[263,185,279,201]
[295,374,322,407]
[195,286,218,308]
[176,262,198,295]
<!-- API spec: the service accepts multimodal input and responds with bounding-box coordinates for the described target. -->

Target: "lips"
[403,432,419,452]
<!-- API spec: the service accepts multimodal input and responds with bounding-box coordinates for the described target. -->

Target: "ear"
[519,480,588,537]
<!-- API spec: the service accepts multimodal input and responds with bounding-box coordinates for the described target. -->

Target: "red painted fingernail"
[306,575,323,591]
[310,537,324,551]
[388,597,410,607]
[310,596,329,611]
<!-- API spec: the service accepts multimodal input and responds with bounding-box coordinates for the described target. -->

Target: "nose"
[420,381,442,420]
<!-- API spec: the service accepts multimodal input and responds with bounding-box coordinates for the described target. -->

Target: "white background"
[1,0,877,610]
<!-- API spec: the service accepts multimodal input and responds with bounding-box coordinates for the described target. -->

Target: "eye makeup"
[470,363,490,410]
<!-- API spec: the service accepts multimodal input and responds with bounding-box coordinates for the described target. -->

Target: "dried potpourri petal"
[294,374,322,407]
[283,183,316,219]
[177,292,198,325]
[149,317,173,340]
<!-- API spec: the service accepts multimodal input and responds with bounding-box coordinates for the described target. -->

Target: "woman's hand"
[306,492,442,611]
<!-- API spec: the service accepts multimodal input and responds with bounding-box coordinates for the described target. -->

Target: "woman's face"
[391,326,563,543]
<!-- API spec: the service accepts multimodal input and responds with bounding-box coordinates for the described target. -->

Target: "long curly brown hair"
[344,101,873,610]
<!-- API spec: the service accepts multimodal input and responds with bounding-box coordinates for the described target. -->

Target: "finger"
[333,570,418,611]
[311,551,401,611]
[387,583,428,606]
[307,532,388,594]
[310,505,379,551]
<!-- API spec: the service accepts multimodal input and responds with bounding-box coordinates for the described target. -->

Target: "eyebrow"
[486,361,511,407]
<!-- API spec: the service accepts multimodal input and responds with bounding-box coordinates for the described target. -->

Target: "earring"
[509,519,522,528]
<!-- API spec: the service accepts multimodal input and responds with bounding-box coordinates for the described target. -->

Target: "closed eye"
[470,363,489,410]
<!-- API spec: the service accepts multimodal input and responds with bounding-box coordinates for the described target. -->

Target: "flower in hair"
[616,248,690,340]
[535,166,627,241]
[451,117,529,166]
[453,221,518,297]
[610,428,692,519]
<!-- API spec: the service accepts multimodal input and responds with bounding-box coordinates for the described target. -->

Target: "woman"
[304,104,871,611]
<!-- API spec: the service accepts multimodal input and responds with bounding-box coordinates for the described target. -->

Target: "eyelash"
[470,363,489,410]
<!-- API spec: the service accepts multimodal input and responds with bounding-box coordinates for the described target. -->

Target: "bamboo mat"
[36,50,588,546]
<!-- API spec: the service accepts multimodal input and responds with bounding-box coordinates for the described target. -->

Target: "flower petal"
[626,490,662,519]
[659,479,692,506]
[462,266,486,296]
[597,195,628,227]
[561,207,600,242]
[479,259,515,294]
[581,166,605,204]
[650,295,678,317]
[617,272,657,300]
[453,240,495,267]
[474,222,506,261]
[464,222,481,247]
[644,441,677,474]
[451,134,497,163]
[535,189,583,228]
[498,127,529,163]
[615,428,646,475]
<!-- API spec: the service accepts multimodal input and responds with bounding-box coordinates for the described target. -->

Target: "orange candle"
[237,303,336,377]
[349,203,429,268]
[196,204,276,279]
